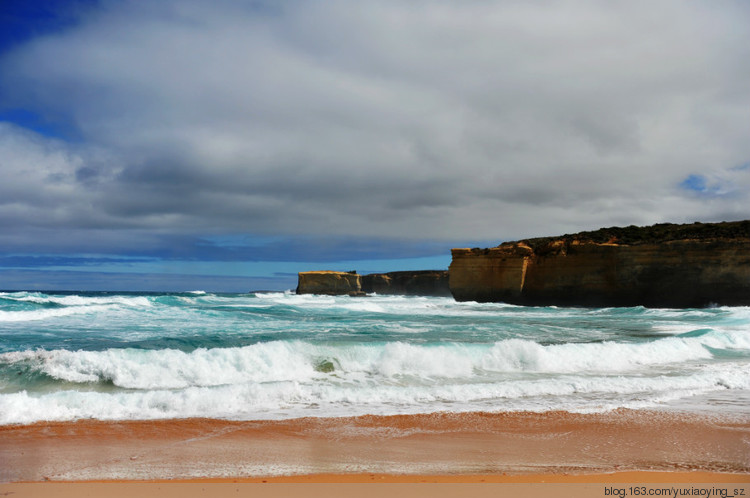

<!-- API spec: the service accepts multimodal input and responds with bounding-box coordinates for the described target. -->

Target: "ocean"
[1,290,749,425]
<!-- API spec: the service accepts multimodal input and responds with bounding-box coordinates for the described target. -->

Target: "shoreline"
[2,409,748,483]
[17,471,749,483]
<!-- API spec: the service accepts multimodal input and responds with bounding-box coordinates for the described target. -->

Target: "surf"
[1,291,748,424]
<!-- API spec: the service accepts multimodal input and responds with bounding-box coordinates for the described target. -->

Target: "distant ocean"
[1,291,749,425]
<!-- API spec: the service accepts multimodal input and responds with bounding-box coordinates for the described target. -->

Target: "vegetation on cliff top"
[500,220,750,250]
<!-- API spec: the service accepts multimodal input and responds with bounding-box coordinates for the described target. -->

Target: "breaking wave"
[1,292,749,424]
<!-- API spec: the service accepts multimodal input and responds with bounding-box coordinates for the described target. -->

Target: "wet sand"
[1,410,748,496]
[1,479,749,498]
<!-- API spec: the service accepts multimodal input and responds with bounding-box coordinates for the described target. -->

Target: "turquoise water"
[1,290,749,424]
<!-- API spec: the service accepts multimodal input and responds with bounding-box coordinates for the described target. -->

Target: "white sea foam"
[256,292,489,316]
[0,304,116,322]
[2,293,749,424]
[2,328,747,390]
[0,292,153,323]
[7,293,152,307]
[1,362,748,424]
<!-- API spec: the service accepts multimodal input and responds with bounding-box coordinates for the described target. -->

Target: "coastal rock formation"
[449,221,750,307]
[361,270,451,296]
[296,271,365,296]
[296,270,450,296]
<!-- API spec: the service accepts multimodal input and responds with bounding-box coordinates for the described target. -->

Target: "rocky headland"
[296,270,451,297]
[449,220,750,307]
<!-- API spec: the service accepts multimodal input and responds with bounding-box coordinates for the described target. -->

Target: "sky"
[1,0,749,292]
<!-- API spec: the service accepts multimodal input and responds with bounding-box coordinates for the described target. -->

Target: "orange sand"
[1,409,748,496]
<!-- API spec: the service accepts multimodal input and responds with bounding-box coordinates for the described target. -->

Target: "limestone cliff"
[296,270,450,296]
[296,271,365,296]
[361,270,451,296]
[449,221,750,307]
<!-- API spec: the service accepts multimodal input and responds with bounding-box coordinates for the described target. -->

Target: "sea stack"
[296,270,450,296]
[296,271,365,296]
[361,270,451,296]
[449,221,750,308]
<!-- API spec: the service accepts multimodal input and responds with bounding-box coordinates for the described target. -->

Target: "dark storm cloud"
[1,0,749,252]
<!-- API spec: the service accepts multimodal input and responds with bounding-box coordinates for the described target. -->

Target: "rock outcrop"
[296,271,365,296]
[296,270,450,296]
[449,221,750,307]
[361,270,451,296]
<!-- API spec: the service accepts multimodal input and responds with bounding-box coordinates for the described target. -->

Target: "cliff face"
[449,221,750,307]
[361,270,451,296]
[296,271,364,296]
[296,270,450,296]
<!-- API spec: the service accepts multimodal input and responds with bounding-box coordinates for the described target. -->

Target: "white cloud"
[1,0,749,246]
[0,123,87,226]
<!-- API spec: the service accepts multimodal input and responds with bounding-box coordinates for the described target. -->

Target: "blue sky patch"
[680,174,708,193]
[0,109,74,140]
[0,0,96,54]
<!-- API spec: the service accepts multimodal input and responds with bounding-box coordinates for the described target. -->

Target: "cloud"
[1,0,749,258]
[679,165,750,199]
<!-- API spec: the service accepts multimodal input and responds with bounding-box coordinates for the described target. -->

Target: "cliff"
[296,270,450,296]
[296,271,365,296]
[449,221,750,307]
[361,270,451,296]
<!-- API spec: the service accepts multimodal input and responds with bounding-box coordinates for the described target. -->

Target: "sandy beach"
[1,409,748,497]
